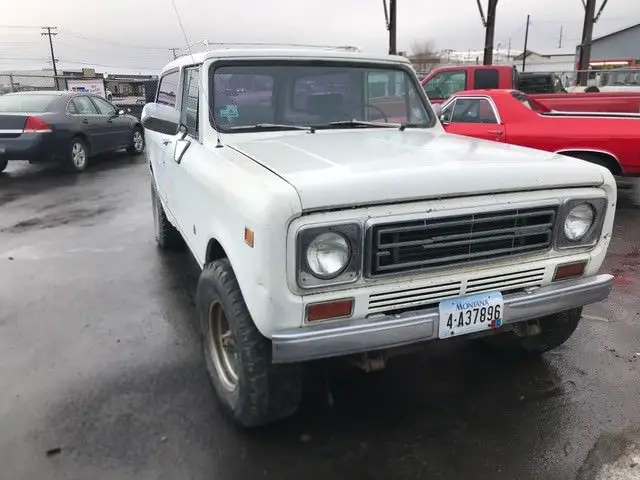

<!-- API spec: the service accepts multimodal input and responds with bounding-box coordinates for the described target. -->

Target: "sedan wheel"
[67,138,88,172]
[128,128,145,155]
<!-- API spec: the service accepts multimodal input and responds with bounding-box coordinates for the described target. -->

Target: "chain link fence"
[0,73,158,119]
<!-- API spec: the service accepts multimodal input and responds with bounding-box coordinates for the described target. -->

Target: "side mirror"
[141,103,180,135]
[118,109,125,115]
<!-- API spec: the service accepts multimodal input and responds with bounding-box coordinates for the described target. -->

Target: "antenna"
[169,0,223,148]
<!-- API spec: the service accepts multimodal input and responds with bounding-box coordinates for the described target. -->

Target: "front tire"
[151,182,184,251]
[484,308,582,356]
[66,137,88,172]
[127,127,145,155]
[197,259,303,428]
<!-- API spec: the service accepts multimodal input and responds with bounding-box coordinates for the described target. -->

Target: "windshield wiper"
[319,119,408,131]
[227,123,315,133]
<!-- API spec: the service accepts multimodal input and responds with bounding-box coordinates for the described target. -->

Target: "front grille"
[367,267,546,314]
[366,207,556,277]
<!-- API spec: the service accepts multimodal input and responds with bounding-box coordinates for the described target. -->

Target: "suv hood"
[229,129,606,211]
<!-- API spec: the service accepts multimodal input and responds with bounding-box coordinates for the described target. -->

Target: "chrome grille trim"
[367,267,546,315]
[365,207,557,277]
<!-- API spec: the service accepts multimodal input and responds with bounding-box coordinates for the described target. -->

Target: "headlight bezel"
[555,197,607,249]
[297,223,362,288]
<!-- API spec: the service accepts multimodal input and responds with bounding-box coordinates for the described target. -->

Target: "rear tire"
[197,259,303,428]
[151,182,184,251]
[127,127,145,155]
[65,137,88,173]
[483,308,582,357]
[0,159,7,173]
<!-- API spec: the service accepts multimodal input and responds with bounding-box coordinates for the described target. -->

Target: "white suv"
[142,47,616,428]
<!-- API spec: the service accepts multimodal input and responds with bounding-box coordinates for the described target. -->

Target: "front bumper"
[272,274,613,363]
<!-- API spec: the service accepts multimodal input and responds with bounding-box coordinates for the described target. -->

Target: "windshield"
[210,62,434,132]
[0,94,58,112]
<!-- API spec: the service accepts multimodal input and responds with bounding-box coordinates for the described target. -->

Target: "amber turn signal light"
[553,261,587,281]
[306,299,354,322]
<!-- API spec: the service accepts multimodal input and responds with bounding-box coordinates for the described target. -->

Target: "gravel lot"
[1,155,639,480]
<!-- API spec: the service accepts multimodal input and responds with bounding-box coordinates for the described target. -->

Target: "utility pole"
[577,0,608,86]
[476,0,499,65]
[41,26,59,89]
[558,25,563,49]
[522,14,530,72]
[507,37,511,61]
[169,48,180,59]
[387,0,397,55]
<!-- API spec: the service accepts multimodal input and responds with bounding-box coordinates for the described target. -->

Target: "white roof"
[161,47,411,73]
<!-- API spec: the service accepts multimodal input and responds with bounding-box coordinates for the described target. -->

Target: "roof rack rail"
[183,41,361,53]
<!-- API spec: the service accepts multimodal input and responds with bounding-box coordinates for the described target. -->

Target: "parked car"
[142,47,616,428]
[435,89,640,176]
[421,64,640,113]
[0,91,145,173]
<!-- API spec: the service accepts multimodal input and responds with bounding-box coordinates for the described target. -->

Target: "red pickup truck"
[421,65,640,113]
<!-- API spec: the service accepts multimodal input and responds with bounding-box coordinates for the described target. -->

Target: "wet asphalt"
[0,154,639,480]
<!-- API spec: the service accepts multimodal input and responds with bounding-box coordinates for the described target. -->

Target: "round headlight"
[564,203,595,241]
[306,232,351,278]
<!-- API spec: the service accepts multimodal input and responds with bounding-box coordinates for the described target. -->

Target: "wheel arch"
[205,237,228,263]
[555,149,623,176]
[72,132,91,154]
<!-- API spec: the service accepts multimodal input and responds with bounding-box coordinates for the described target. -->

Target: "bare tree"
[411,39,437,58]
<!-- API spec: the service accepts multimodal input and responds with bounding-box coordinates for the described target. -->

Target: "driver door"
[440,97,506,143]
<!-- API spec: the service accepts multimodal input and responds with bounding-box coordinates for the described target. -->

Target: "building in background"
[511,51,575,73]
[581,22,640,68]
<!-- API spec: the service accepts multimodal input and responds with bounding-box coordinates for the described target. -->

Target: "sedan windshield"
[210,62,434,132]
[0,94,58,112]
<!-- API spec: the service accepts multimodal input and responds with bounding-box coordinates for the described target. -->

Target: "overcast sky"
[1,0,639,74]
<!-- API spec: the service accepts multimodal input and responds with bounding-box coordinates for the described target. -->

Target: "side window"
[157,71,180,107]
[450,98,497,124]
[72,96,99,115]
[91,96,117,116]
[66,100,78,114]
[423,71,466,100]
[474,69,499,89]
[180,67,200,137]
[440,100,455,123]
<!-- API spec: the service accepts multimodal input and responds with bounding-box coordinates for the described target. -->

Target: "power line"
[61,29,171,51]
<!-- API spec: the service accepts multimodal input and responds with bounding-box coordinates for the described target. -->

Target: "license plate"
[438,291,504,339]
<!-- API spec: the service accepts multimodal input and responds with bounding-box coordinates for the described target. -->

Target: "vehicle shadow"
[38,246,578,480]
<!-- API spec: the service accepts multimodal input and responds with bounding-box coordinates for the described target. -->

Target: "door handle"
[162,139,171,146]
[487,129,503,135]
[82,119,89,124]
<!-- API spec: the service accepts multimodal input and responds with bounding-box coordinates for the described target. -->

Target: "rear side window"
[474,69,499,89]
[0,94,57,112]
[72,96,99,115]
[157,70,180,107]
